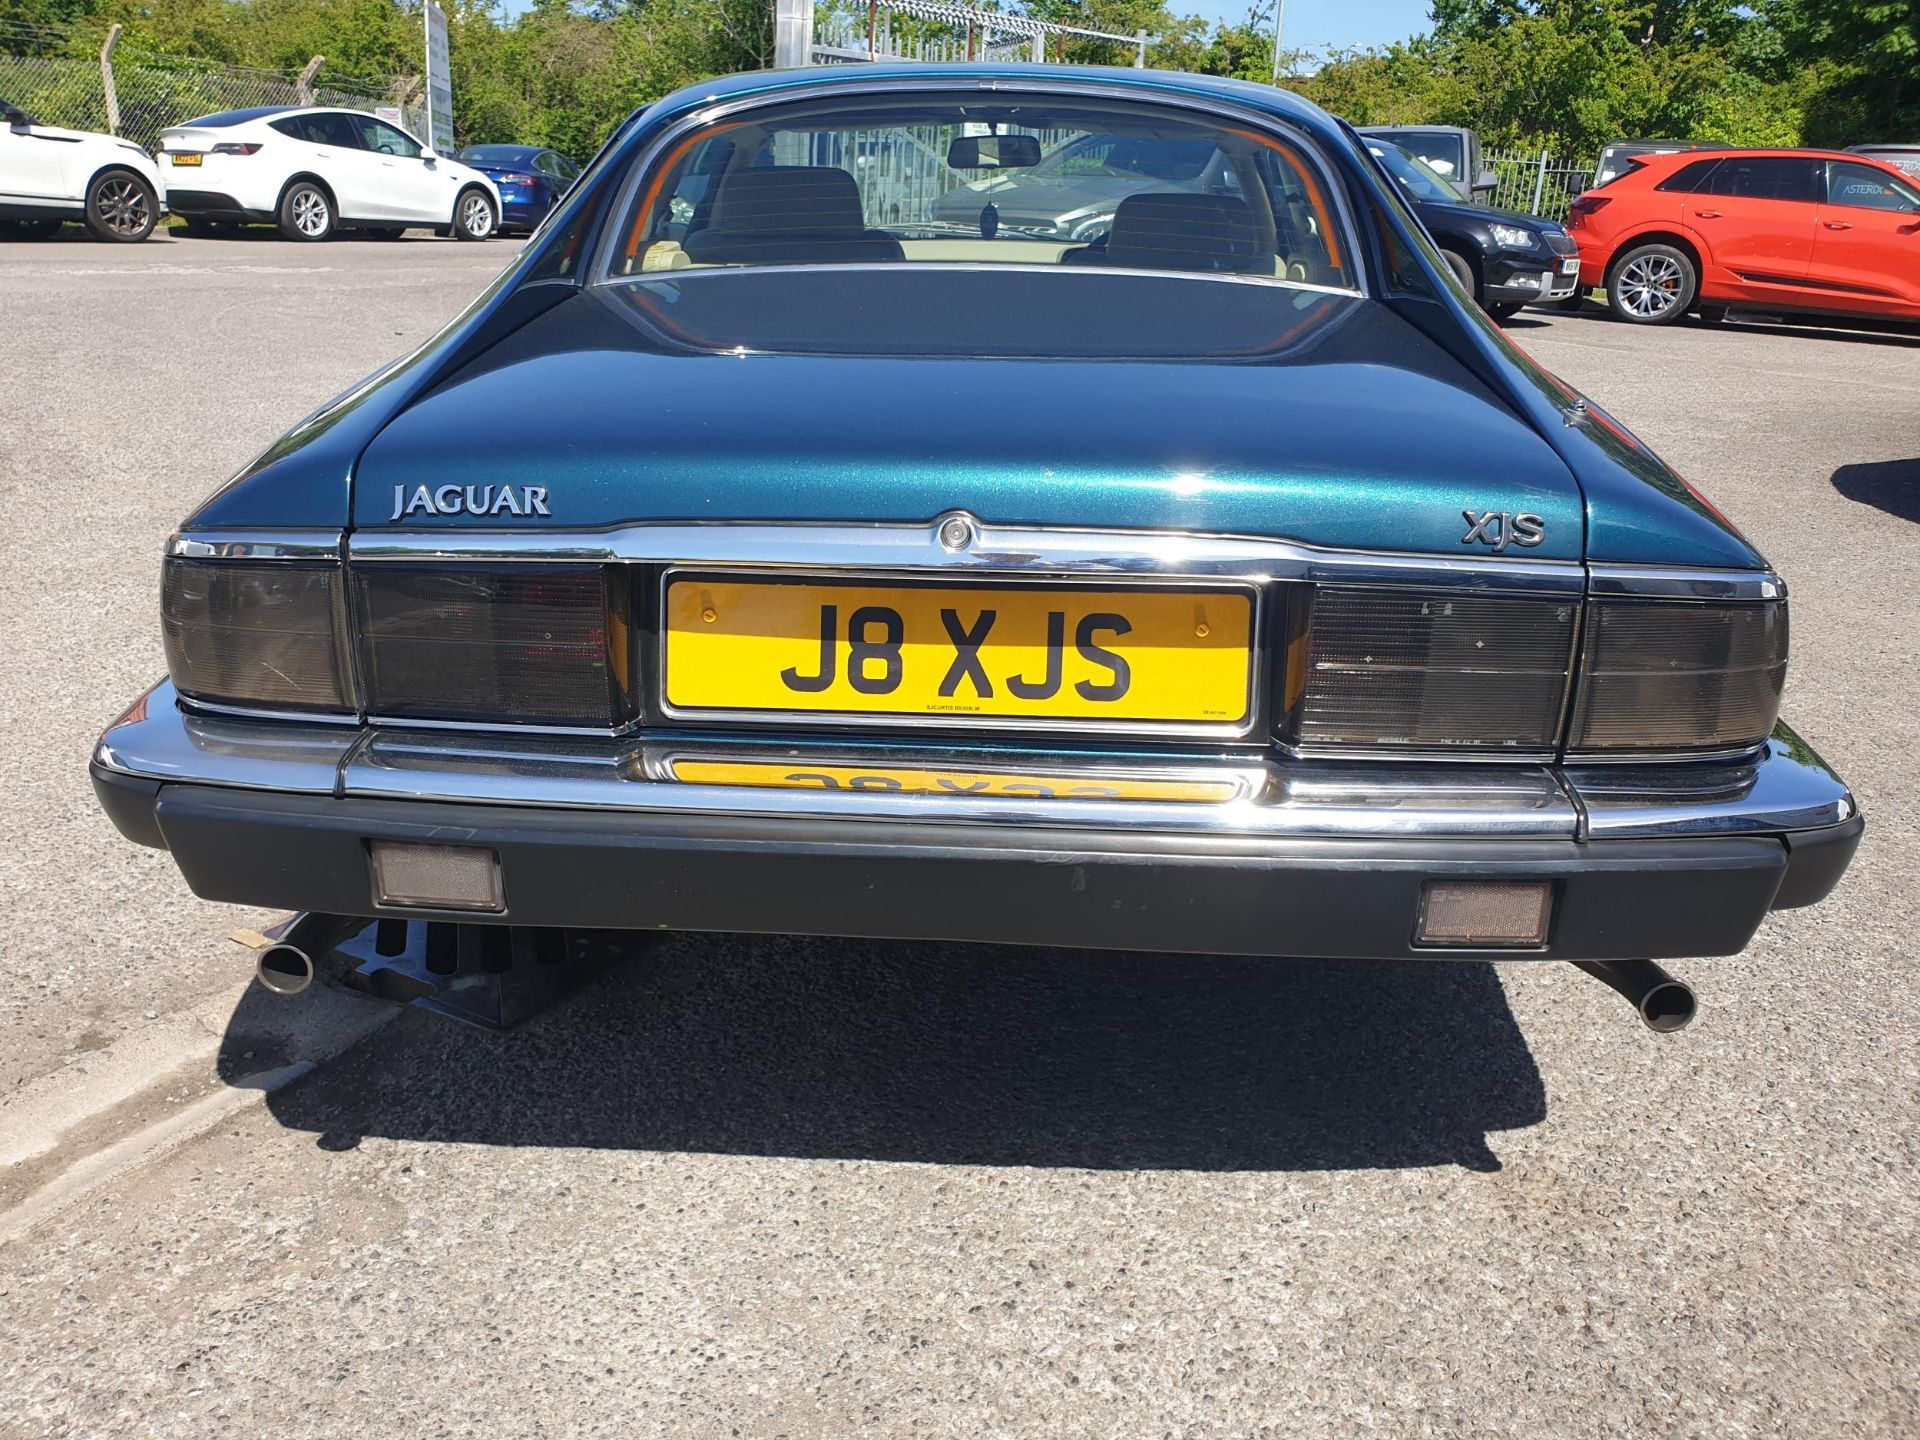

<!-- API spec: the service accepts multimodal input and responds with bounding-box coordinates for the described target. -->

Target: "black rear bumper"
[93,770,1860,962]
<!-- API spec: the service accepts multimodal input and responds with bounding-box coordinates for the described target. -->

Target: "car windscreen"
[602,91,1354,316]
[1378,130,1465,184]
[458,145,538,166]
[1365,143,1458,203]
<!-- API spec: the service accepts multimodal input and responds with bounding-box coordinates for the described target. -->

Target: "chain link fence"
[0,21,422,152]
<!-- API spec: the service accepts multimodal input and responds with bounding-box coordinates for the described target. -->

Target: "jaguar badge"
[1462,509,1544,553]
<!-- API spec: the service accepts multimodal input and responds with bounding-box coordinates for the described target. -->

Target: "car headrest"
[708,166,867,237]
[1102,192,1263,274]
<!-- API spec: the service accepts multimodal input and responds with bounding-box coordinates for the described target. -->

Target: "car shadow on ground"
[1833,458,1920,523]
[229,934,1547,1173]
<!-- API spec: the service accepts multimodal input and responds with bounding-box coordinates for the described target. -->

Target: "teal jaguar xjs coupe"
[91,65,1861,1033]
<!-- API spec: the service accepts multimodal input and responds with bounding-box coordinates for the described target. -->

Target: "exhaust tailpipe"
[1575,959,1697,1033]
[253,913,362,998]
[256,942,315,996]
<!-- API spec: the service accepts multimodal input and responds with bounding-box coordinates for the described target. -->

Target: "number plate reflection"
[671,760,1242,803]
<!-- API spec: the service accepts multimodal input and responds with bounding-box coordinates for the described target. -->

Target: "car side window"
[1826,161,1920,213]
[358,118,422,159]
[307,113,362,149]
[1701,158,1820,203]
[1654,159,1722,194]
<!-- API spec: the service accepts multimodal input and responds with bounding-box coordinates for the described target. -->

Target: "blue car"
[451,143,579,233]
[93,65,1860,1035]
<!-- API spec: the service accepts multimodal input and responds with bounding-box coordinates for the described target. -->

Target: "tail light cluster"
[210,142,262,156]
[161,558,1786,756]
[161,558,633,727]
[1287,587,1785,758]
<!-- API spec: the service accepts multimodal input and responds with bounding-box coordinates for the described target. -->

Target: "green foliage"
[2,0,1913,159]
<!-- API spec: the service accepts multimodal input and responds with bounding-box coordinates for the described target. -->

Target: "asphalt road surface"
[1,231,1916,1438]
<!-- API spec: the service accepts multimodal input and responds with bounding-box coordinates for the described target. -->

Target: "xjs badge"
[1462,509,1544,553]
[390,483,550,520]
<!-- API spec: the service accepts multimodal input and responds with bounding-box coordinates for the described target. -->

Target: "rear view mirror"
[947,134,1042,170]
[4,104,29,130]
[1472,169,1498,196]
[421,147,439,162]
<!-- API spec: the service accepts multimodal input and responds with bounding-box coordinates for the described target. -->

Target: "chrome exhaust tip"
[1575,959,1697,1033]
[255,943,315,996]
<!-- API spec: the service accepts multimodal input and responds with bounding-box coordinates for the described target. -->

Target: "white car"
[1,99,166,241]
[156,105,501,241]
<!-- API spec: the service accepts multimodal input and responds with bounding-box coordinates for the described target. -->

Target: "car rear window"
[1653,158,1722,193]
[603,92,1354,298]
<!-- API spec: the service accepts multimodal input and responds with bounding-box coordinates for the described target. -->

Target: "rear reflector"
[1567,600,1786,754]
[370,840,503,912]
[1292,590,1576,753]
[354,565,632,727]
[1416,880,1552,947]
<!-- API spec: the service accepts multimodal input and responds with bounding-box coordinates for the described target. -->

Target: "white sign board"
[424,2,454,152]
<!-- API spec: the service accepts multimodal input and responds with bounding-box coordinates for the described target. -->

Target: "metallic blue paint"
[353,290,1586,559]
[182,64,1767,574]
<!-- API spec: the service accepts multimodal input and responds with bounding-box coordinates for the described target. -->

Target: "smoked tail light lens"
[161,559,352,713]
[1290,590,1577,753]
[1567,600,1787,755]
[354,566,634,727]
[210,142,262,156]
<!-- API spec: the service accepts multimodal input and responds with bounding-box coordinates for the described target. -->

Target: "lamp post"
[1269,0,1287,85]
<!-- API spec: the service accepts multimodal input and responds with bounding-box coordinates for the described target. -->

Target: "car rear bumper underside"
[92,680,1862,962]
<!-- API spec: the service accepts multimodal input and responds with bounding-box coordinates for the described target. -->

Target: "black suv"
[1363,139,1581,318]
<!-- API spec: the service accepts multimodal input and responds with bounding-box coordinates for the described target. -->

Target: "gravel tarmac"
[0,234,1916,1438]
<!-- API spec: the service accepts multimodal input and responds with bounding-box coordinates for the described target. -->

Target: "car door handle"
[1822,221,1852,230]
[1692,209,1723,219]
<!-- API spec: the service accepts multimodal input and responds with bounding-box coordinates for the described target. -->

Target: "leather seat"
[1065,192,1268,275]
[683,167,905,266]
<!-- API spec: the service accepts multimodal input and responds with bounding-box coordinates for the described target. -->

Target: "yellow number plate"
[169,152,202,166]
[663,578,1254,727]
[672,760,1241,803]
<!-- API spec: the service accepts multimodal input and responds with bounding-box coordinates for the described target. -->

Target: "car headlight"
[1490,224,1538,249]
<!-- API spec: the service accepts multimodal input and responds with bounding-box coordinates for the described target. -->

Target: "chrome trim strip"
[1565,725,1855,839]
[652,564,1265,741]
[96,686,1855,845]
[346,515,1588,596]
[168,529,343,562]
[342,729,1577,840]
[1585,565,1785,602]
[587,74,1372,295]
[93,681,354,795]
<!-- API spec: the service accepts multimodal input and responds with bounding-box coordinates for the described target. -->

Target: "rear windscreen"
[602,91,1355,297]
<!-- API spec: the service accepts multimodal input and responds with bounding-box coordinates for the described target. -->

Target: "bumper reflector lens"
[370,841,504,912]
[1416,880,1552,948]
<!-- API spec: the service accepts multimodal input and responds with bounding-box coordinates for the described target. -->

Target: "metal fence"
[0,22,423,152]
[1486,147,1597,221]
[793,0,1147,69]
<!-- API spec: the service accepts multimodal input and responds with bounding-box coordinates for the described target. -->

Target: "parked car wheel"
[1607,243,1696,325]
[1439,247,1479,300]
[452,188,496,241]
[83,168,158,242]
[278,181,335,241]
[0,217,62,240]
[1486,302,1523,321]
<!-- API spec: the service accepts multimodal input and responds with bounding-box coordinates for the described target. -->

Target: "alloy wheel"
[459,194,494,239]
[1616,254,1685,319]
[93,176,150,237]
[293,189,330,237]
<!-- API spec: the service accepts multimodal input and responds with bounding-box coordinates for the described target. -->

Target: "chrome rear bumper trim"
[97,682,1855,846]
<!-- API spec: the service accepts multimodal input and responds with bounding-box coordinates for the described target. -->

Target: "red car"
[1566,147,1920,325]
